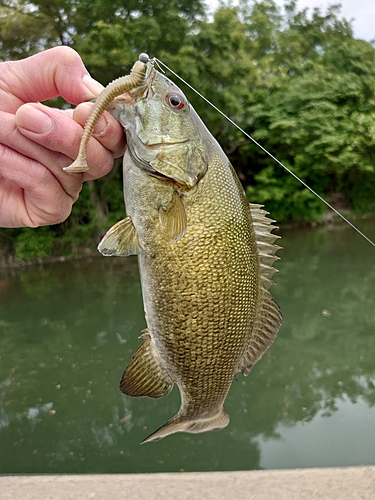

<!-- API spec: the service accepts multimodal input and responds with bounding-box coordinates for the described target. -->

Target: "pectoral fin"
[98,217,143,256]
[159,191,187,242]
[120,335,174,399]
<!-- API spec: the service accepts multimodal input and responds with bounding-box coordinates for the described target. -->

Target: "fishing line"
[152,57,375,248]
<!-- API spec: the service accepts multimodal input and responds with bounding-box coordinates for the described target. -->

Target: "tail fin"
[141,408,230,444]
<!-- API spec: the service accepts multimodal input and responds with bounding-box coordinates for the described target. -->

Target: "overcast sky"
[207,0,375,42]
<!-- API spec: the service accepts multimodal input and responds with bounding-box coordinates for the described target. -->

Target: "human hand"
[0,46,126,228]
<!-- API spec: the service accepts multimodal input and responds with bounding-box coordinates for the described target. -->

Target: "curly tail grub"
[64,56,149,173]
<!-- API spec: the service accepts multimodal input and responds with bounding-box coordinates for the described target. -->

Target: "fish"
[65,55,282,443]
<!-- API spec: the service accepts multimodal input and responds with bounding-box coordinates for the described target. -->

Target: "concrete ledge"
[1,466,374,499]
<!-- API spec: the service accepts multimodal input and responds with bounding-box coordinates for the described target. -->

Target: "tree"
[243,4,375,220]
[1,0,375,261]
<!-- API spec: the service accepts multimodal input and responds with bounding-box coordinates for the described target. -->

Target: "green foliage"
[243,31,375,220]
[71,0,206,83]
[14,227,55,261]
[1,0,375,260]
[0,0,78,60]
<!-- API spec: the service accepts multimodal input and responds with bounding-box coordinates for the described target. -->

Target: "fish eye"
[166,93,185,110]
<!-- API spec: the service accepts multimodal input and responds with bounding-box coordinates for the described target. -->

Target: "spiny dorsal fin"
[250,203,281,291]
[159,191,187,242]
[98,217,143,256]
[120,335,174,398]
[236,204,283,376]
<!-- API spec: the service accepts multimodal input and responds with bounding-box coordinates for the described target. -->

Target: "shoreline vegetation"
[1,210,374,269]
[1,0,375,264]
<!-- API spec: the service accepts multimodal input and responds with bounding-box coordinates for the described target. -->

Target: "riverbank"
[1,211,374,269]
[1,467,374,499]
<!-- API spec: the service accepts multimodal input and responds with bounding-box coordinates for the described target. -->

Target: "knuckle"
[48,46,81,66]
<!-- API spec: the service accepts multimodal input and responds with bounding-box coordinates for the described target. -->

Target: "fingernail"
[83,74,104,99]
[16,104,53,134]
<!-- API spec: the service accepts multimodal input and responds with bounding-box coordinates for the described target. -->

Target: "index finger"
[0,47,103,112]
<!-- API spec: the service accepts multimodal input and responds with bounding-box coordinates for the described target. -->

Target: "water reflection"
[0,220,374,473]
[256,395,375,469]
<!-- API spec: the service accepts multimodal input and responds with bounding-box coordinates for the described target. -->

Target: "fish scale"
[65,55,282,443]
[126,143,262,439]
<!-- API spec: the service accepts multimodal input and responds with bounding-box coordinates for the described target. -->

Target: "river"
[0,219,374,473]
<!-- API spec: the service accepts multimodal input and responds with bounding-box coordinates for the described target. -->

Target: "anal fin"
[120,335,174,399]
[98,217,143,256]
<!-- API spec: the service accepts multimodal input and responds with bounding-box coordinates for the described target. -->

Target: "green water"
[0,220,374,474]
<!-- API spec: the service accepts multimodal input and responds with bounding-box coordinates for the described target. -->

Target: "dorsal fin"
[237,204,282,376]
[239,288,282,376]
[250,203,281,290]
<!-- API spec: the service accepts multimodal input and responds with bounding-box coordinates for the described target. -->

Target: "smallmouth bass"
[66,56,282,443]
